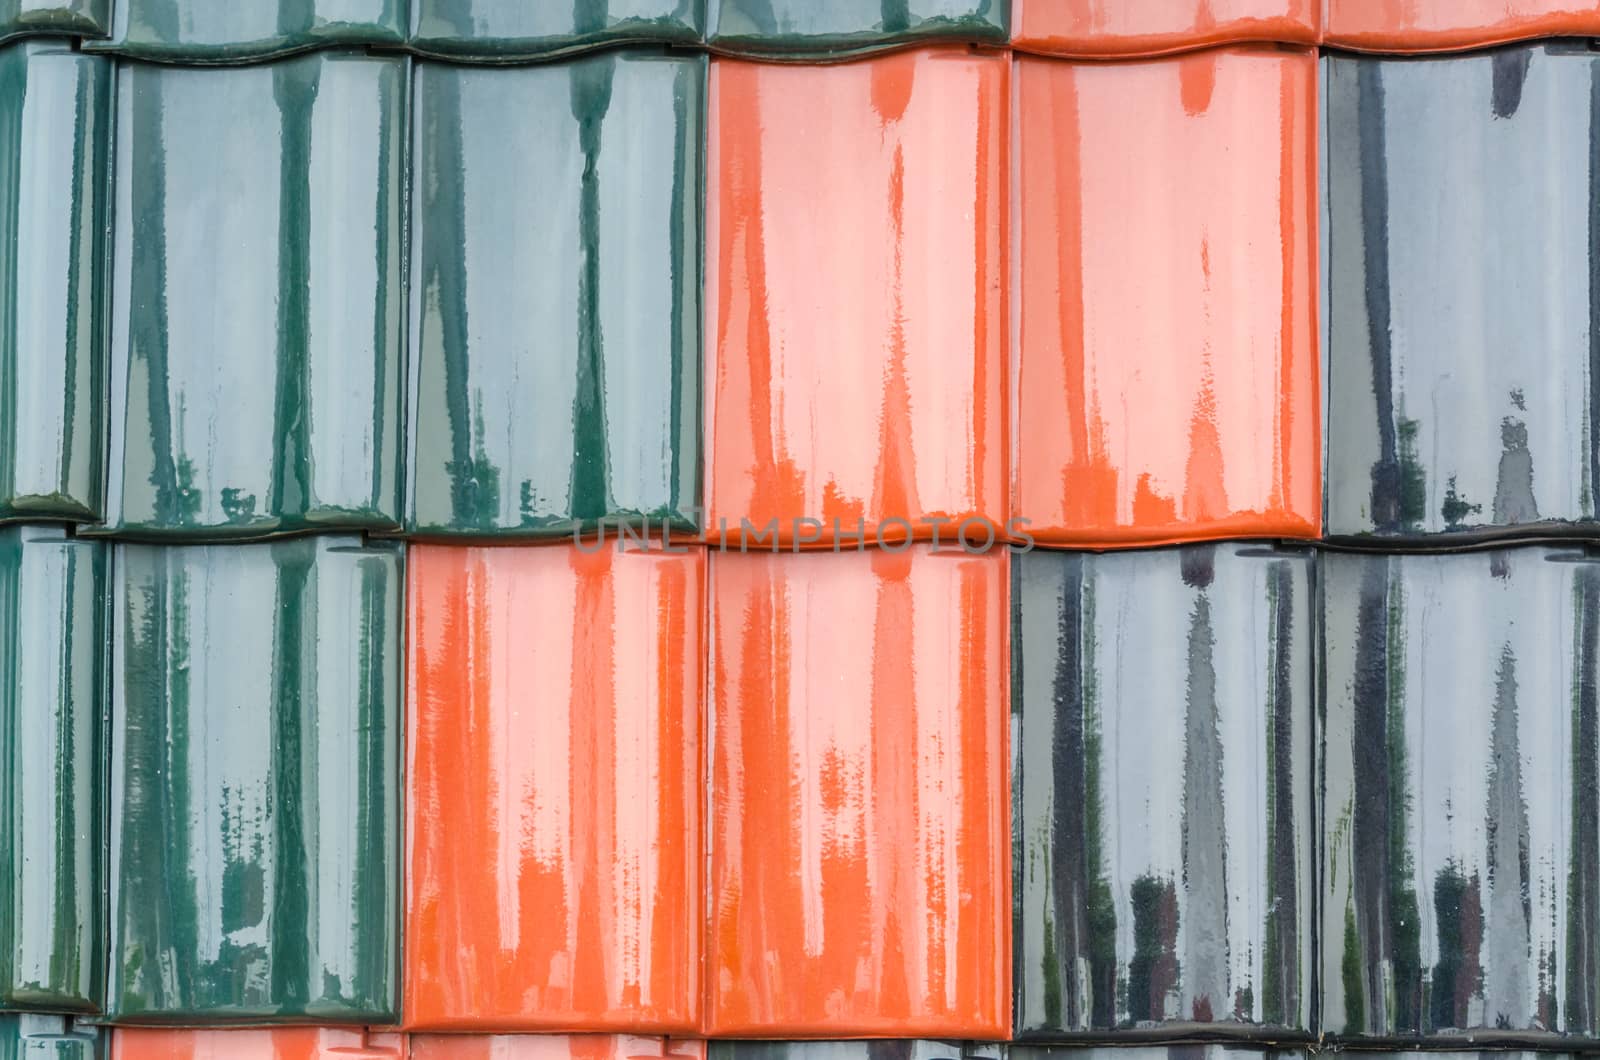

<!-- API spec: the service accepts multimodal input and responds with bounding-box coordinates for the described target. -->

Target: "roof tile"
[107,536,402,1023]
[0,41,109,523]
[403,543,702,1032]
[407,51,704,540]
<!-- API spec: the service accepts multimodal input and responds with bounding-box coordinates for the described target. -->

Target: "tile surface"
[108,536,402,1024]
[0,1015,102,1059]
[707,546,1009,1037]
[1013,545,1314,1039]
[408,51,703,540]
[0,41,109,522]
[102,51,405,540]
[1014,47,1320,548]
[707,0,1006,56]
[85,0,405,61]
[1325,45,1599,543]
[410,0,703,60]
[1326,0,1600,52]
[1012,0,1318,57]
[411,1037,704,1060]
[404,543,702,1032]
[1323,547,1600,1045]
[110,1029,406,1059]
[0,0,107,42]
[0,529,107,1014]
[707,49,1006,549]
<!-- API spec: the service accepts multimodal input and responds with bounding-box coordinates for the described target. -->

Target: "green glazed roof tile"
[0,527,109,1014]
[0,1015,102,1059]
[98,51,405,541]
[84,0,405,62]
[407,50,703,539]
[409,0,703,61]
[0,42,109,523]
[0,0,108,44]
[706,0,1007,58]
[107,535,402,1024]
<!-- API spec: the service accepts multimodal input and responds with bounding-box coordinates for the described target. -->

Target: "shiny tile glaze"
[0,527,108,1013]
[1327,0,1600,52]
[410,0,703,60]
[0,42,109,523]
[412,1036,704,1060]
[1013,545,1314,1039]
[100,51,404,541]
[1323,547,1600,1045]
[1013,0,1318,57]
[408,52,703,540]
[1014,47,1320,548]
[706,50,1006,549]
[0,1015,103,1059]
[0,0,107,42]
[1008,1047,1306,1060]
[404,543,702,1031]
[708,0,1006,57]
[1325,45,1598,543]
[110,1029,406,1058]
[706,546,1009,1037]
[107,536,402,1024]
[708,1045,991,1060]
[84,0,405,61]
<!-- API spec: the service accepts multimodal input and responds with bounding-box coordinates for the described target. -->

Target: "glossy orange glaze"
[110,1030,407,1059]
[1326,0,1600,52]
[1013,46,1320,548]
[410,1037,705,1060]
[705,49,1007,550]
[1014,0,1319,56]
[404,544,703,1032]
[705,546,1009,1037]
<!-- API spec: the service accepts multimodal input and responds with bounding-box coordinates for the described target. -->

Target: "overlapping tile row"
[20,0,1600,57]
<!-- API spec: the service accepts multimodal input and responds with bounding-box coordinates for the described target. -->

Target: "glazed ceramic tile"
[707,49,1006,549]
[0,41,109,523]
[708,0,1006,57]
[85,0,405,61]
[101,51,404,541]
[411,1037,704,1060]
[409,52,702,540]
[410,0,703,60]
[107,535,402,1024]
[1325,45,1599,543]
[706,546,1009,1037]
[1014,47,1319,548]
[0,1015,102,1059]
[1327,0,1600,52]
[0,527,108,1013]
[1323,547,1600,1044]
[404,543,701,1031]
[1008,1047,1307,1060]
[1013,544,1314,1039]
[110,1029,406,1058]
[0,0,107,42]
[1012,0,1318,57]
[709,1045,991,1060]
